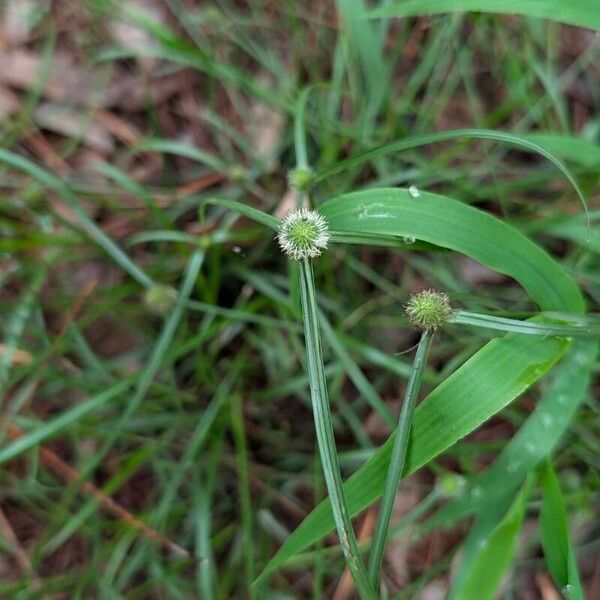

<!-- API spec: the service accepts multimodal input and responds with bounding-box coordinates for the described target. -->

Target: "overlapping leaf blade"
[322,188,584,312]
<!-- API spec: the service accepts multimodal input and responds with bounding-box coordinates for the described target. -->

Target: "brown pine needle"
[2,420,190,559]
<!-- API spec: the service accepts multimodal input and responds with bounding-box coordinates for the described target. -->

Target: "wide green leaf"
[423,338,598,532]
[367,0,600,31]
[322,188,584,313]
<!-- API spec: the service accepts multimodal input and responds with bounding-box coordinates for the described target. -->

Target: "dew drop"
[477,538,488,549]
[540,413,553,428]
[563,584,574,596]
[403,236,416,245]
[558,394,570,405]
[232,245,242,254]
[507,459,521,473]
[408,185,421,198]
[525,442,536,454]
[471,486,483,499]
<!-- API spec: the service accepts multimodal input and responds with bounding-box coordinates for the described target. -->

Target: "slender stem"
[368,329,433,589]
[294,87,311,169]
[230,394,255,597]
[298,259,377,600]
[449,310,597,337]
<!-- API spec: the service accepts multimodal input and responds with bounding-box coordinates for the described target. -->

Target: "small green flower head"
[288,167,315,192]
[227,164,248,183]
[405,289,452,330]
[436,473,466,499]
[144,285,177,316]
[277,208,329,260]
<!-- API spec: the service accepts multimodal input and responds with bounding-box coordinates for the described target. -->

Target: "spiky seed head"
[288,167,315,192]
[144,285,177,316]
[405,289,452,330]
[277,208,329,260]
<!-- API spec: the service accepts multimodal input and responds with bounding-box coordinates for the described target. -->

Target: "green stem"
[298,259,377,600]
[450,310,597,337]
[231,394,255,597]
[368,329,433,589]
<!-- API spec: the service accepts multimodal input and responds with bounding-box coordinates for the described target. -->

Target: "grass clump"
[1,2,599,599]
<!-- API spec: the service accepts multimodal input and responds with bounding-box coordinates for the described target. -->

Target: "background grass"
[0,1,598,598]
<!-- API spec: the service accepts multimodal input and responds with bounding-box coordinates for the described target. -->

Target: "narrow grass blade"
[367,329,432,588]
[294,87,313,169]
[367,0,600,31]
[450,310,600,337]
[93,162,165,225]
[99,5,291,111]
[315,130,588,219]
[153,367,239,523]
[539,460,584,599]
[0,148,153,287]
[319,314,395,427]
[204,198,279,230]
[0,380,131,465]
[133,138,224,171]
[335,0,392,124]
[521,133,600,169]
[121,250,205,419]
[195,433,224,600]
[297,259,376,599]
[231,393,255,595]
[0,264,46,391]
[78,250,205,480]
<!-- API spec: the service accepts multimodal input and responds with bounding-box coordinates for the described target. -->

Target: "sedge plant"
[367,290,452,589]
[205,137,599,597]
[277,207,377,599]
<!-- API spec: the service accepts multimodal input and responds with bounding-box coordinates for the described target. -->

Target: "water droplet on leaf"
[408,185,420,198]
[507,459,521,473]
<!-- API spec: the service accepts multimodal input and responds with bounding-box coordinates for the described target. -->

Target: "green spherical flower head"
[227,164,248,184]
[436,473,466,499]
[288,167,314,192]
[277,208,329,260]
[405,289,452,330]
[144,285,177,316]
